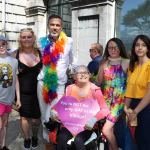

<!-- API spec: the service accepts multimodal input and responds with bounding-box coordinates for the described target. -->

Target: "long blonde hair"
[18,28,38,53]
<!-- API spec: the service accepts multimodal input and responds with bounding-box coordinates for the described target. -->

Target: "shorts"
[0,103,12,116]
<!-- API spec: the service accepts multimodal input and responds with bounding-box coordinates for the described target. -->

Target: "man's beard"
[50,32,59,40]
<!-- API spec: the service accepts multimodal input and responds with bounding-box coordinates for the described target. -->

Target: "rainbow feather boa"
[42,31,67,103]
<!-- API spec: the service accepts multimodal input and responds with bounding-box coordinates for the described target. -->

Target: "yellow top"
[125,60,150,98]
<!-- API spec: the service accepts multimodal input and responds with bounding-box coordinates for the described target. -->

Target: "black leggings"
[57,127,93,150]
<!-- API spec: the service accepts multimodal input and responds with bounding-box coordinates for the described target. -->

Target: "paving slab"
[6,109,45,150]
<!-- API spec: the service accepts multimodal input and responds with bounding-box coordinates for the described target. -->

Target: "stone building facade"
[0,0,27,49]
[0,0,71,49]
[0,0,124,64]
[0,0,47,49]
[71,0,118,64]
[44,0,125,64]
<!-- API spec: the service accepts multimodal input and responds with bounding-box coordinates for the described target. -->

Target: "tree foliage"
[122,0,150,34]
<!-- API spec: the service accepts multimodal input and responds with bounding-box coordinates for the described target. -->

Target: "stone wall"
[71,1,116,65]
[0,0,27,50]
[25,0,47,39]
[0,0,47,50]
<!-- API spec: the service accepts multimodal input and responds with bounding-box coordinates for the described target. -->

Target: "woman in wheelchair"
[50,65,110,150]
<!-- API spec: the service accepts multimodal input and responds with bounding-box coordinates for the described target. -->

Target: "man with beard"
[37,14,73,149]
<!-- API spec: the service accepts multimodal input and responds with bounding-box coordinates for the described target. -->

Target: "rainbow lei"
[42,31,67,103]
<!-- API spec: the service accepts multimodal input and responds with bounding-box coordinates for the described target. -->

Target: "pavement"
[6,109,106,150]
[6,109,45,150]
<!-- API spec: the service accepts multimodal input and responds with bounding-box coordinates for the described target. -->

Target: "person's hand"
[16,100,21,109]
[124,105,130,115]
[125,108,137,126]
[85,124,93,130]
[128,110,137,122]
[50,109,60,123]
[84,117,97,130]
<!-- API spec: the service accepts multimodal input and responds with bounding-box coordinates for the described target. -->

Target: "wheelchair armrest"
[84,132,97,145]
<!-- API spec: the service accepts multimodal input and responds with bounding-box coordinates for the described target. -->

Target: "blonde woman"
[14,28,42,149]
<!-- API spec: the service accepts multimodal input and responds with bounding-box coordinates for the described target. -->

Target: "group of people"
[0,13,150,150]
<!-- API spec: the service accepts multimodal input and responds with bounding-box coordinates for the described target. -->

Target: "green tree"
[122,0,150,34]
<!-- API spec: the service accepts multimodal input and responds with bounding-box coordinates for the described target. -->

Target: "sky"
[122,0,145,16]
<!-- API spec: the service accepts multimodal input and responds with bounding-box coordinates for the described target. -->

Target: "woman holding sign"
[51,65,109,150]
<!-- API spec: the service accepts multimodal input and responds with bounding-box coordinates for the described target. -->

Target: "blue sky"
[122,0,144,16]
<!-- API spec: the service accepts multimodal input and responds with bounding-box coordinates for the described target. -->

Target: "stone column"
[115,0,125,37]
[25,0,47,39]
[69,0,117,65]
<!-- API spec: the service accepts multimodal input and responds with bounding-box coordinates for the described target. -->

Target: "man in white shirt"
[37,14,73,146]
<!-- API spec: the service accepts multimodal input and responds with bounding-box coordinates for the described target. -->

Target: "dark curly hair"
[103,37,128,60]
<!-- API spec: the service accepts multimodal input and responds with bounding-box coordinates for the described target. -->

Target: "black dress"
[16,50,42,119]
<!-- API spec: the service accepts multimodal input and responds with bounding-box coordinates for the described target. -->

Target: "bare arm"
[95,89,110,120]
[121,59,129,73]
[124,97,132,115]
[15,76,21,109]
[127,83,150,122]
[85,88,110,130]
[97,62,105,85]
